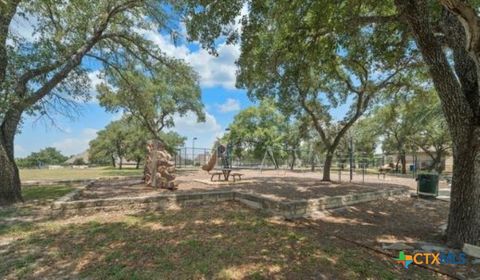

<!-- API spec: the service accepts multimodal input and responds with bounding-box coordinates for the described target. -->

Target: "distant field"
[20,167,143,181]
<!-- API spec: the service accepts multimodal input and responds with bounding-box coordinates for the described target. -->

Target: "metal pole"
[362,154,365,183]
[192,137,196,166]
[413,154,415,177]
[177,149,180,168]
[349,137,353,182]
[412,154,415,178]
[362,160,365,183]
[339,166,342,182]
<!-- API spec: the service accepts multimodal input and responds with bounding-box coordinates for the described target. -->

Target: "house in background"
[64,151,90,166]
[382,147,452,173]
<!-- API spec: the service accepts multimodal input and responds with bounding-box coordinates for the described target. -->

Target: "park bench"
[231,173,243,182]
[210,171,224,181]
[210,171,244,182]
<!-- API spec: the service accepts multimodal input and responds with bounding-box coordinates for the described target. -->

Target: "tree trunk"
[0,1,20,84]
[310,150,315,171]
[394,0,480,247]
[0,109,23,205]
[431,151,444,174]
[290,151,296,170]
[0,144,22,205]
[119,158,123,170]
[447,127,480,247]
[136,158,141,169]
[111,155,116,168]
[400,153,407,174]
[322,151,334,181]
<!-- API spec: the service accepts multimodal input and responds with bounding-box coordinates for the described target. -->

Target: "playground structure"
[201,144,230,172]
[201,143,244,182]
[173,144,451,183]
[144,139,177,189]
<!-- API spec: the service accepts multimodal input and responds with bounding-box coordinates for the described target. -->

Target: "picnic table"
[210,169,244,182]
[210,169,232,181]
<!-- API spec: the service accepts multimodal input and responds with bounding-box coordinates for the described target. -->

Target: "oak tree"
[184,0,479,246]
[0,0,190,204]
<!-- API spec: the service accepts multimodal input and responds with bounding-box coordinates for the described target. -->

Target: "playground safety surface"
[75,169,412,201]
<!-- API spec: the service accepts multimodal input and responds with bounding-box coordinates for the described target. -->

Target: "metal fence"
[173,147,431,175]
[173,147,213,168]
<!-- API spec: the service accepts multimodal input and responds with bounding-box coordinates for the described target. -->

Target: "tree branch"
[439,0,480,57]
[295,83,330,148]
[350,15,399,25]
[23,0,141,106]
[0,0,21,84]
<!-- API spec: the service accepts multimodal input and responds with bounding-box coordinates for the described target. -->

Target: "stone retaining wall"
[23,176,142,187]
[52,184,410,218]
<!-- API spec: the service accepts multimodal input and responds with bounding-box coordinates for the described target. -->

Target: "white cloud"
[86,70,105,103]
[217,98,241,113]
[168,111,223,149]
[52,128,98,156]
[141,30,190,59]
[88,70,103,88]
[187,43,240,89]
[172,111,221,134]
[9,12,39,42]
[137,28,240,90]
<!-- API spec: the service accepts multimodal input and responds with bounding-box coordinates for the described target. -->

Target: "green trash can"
[416,174,439,198]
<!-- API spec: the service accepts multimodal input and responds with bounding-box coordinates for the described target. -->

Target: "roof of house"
[65,150,89,164]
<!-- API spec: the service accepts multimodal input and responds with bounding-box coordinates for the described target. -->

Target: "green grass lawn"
[0,186,443,279]
[20,166,142,181]
[22,184,74,202]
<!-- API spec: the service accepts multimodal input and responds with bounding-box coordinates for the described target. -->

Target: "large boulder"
[144,139,177,189]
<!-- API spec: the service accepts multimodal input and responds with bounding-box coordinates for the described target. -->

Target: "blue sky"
[14,37,254,157]
[12,10,352,158]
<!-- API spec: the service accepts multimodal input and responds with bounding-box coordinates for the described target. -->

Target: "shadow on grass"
[0,202,442,280]
[22,185,74,202]
[304,197,449,245]
[298,198,479,278]
[0,185,74,238]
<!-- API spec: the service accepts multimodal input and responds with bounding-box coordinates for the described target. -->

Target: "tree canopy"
[187,0,421,181]
[89,118,185,169]
[183,0,480,246]
[97,62,205,140]
[16,147,67,168]
[0,0,203,204]
[362,89,451,173]
[225,100,289,162]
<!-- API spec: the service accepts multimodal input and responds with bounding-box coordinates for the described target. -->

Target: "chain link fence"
[173,146,445,178]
